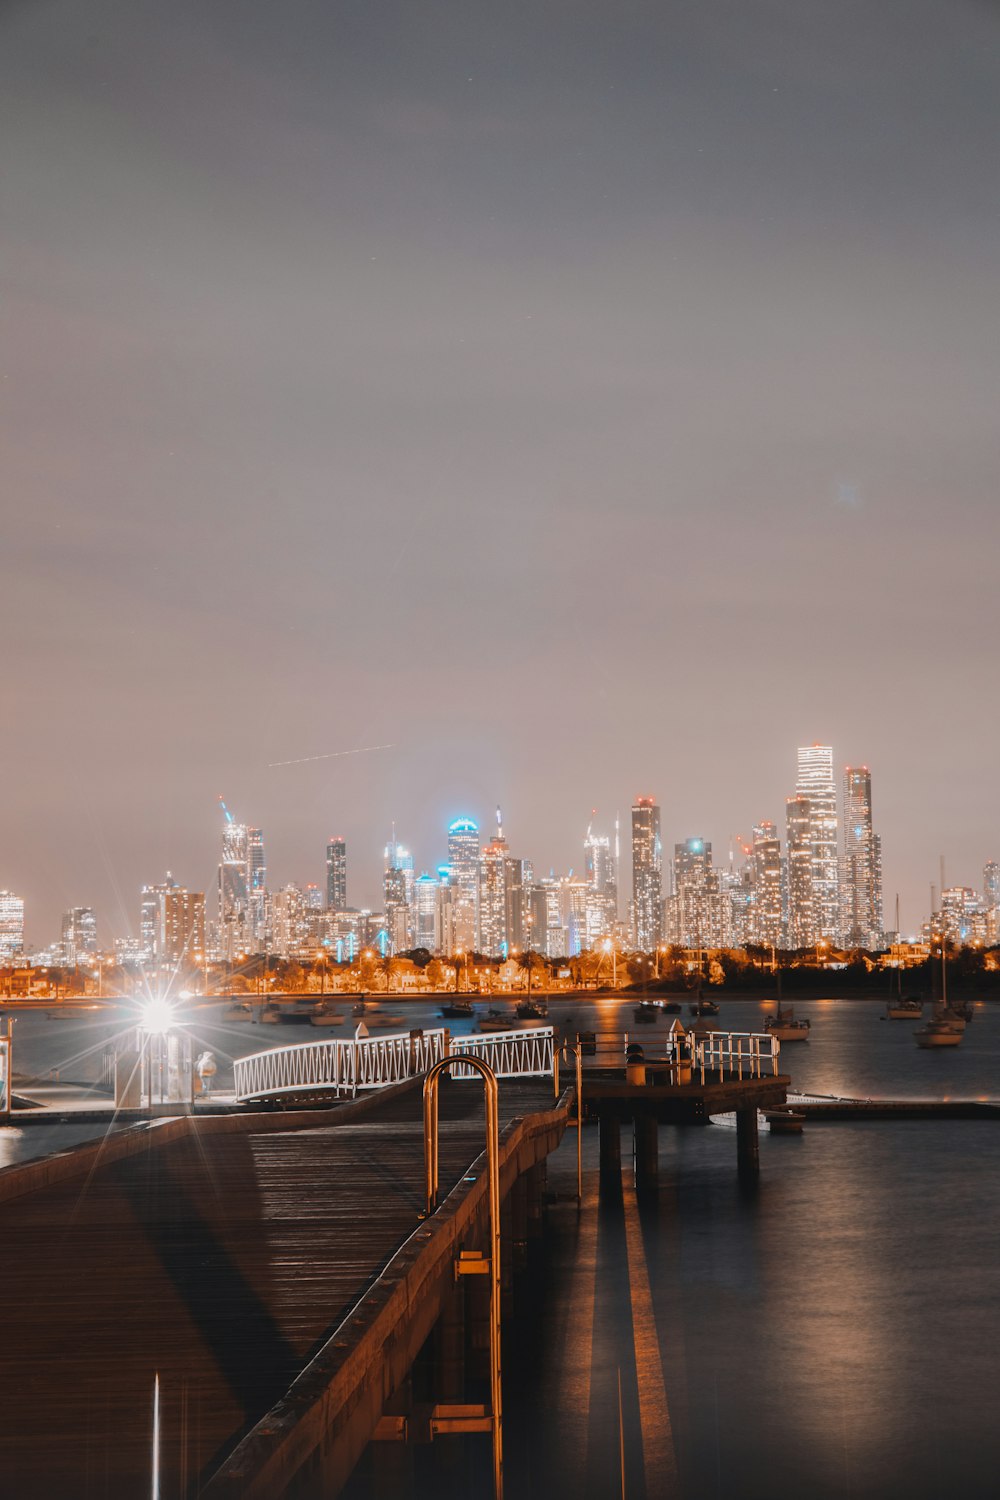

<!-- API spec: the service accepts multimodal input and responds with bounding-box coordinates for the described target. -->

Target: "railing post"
[422,1055,503,1500]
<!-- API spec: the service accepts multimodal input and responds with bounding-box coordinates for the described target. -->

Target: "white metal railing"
[450,1027,556,1079]
[232,1025,557,1102]
[688,1029,780,1083]
[230,1023,775,1102]
[233,1028,449,1102]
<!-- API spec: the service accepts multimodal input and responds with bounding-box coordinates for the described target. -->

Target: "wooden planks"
[0,1078,558,1499]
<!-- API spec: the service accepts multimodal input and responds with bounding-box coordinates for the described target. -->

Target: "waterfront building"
[0,891,25,961]
[325,838,347,912]
[478,809,509,956]
[271,884,309,958]
[842,767,884,949]
[785,796,814,949]
[795,745,840,941]
[218,803,252,958]
[161,888,206,965]
[631,797,663,951]
[504,857,529,954]
[383,835,414,952]
[537,877,566,958]
[140,878,204,965]
[938,887,988,947]
[436,872,459,957]
[584,823,618,948]
[61,906,98,964]
[447,817,481,952]
[413,873,440,952]
[751,823,783,949]
[672,838,718,949]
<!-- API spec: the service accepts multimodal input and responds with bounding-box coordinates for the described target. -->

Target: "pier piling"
[633,1113,659,1195]
[736,1105,760,1178]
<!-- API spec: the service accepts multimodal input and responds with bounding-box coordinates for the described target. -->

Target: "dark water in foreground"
[6,997,1000,1496]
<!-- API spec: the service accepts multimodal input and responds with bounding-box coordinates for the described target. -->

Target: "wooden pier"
[0,1075,567,1499]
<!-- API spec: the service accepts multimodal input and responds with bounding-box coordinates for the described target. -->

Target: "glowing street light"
[140,997,175,1036]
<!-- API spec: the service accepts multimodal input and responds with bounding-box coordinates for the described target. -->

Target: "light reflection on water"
[503,1114,1000,1500]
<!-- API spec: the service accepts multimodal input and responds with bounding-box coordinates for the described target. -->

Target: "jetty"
[0,1022,788,1497]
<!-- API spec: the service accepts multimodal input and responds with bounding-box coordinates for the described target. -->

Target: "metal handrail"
[422,1055,504,1500]
[232,1024,559,1102]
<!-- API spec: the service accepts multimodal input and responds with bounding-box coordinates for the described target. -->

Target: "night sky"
[3,0,999,942]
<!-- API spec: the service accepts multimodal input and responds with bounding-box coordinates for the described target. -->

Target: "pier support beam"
[526,1163,544,1238]
[511,1175,528,1272]
[633,1113,659,1195]
[736,1106,759,1178]
[599,1112,621,1185]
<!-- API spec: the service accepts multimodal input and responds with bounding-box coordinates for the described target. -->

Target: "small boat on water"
[222,1000,254,1022]
[277,1003,321,1025]
[633,1000,660,1023]
[440,999,474,1019]
[765,1004,811,1041]
[352,997,369,1017]
[515,997,548,1020]
[915,1013,963,1048]
[309,1006,345,1026]
[886,996,923,1019]
[478,1007,516,1032]
[689,998,720,1017]
[661,999,683,1015]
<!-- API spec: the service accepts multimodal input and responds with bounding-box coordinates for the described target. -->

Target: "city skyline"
[3,0,999,955]
[5,744,1000,955]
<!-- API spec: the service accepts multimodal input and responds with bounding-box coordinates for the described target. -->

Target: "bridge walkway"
[0,1076,558,1500]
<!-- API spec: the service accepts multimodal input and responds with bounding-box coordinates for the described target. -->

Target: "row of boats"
[224,990,974,1048]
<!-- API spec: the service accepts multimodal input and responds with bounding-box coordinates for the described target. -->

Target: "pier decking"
[0,1076,565,1499]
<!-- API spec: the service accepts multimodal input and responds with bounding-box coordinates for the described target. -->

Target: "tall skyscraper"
[842,766,883,949]
[984,861,1000,910]
[61,907,98,963]
[0,891,25,961]
[413,873,440,952]
[793,745,840,944]
[479,807,509,957]
[672,838,721,948]
[447,817,480,951]
[750,822,783,949]
[247,826,267,948]
[785,796,814,949]
[584,822,617,947]
[326,838,347,911]
[161,888,206,964]
[383,834,413,952]
[631,797,662,951]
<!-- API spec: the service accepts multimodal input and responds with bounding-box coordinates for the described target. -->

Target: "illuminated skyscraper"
[672,839,716,948]
[631,797,662,951]
[0,891,25,961]
[584,822,617,947]
[61,906,98,963]
[383,834,413,952]
[842,767,883,949]
[750,823,783,949]
[984,861,1000,910]
[447,817,480,951]
[161,888,206,964]
[479,808,509,957]
[791,745,840,944]
[785,796,814,949]
[218,803,250,957]
[326,838,347,911]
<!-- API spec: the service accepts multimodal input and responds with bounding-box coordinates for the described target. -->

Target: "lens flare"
[141,998,174,1035]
